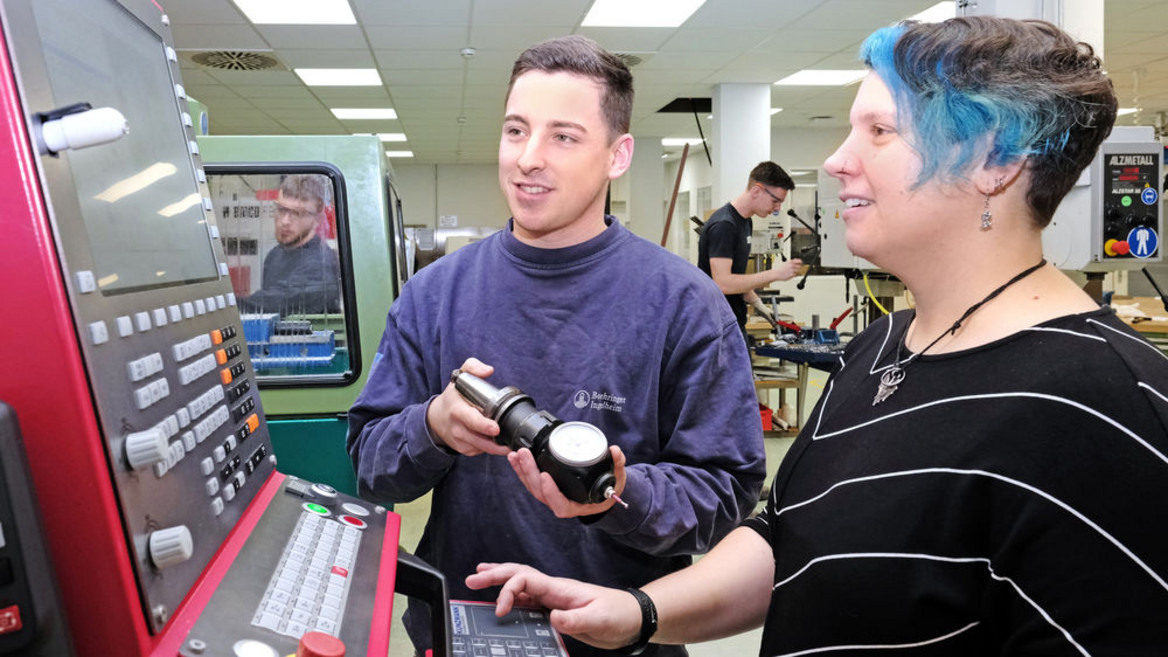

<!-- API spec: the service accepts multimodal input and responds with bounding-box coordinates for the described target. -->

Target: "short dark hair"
[279,174,331,214]
[506,35,634,141]
[748,161,795,192]
[862,16,1117,227]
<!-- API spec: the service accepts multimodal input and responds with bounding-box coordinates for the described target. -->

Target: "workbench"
[1111,296,1168,354]
[752,342,844,436]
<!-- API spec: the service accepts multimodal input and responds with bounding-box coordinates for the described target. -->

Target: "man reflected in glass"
[238,174,342,316]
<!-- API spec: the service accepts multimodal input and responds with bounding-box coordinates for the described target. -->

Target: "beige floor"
[384,369,828,656]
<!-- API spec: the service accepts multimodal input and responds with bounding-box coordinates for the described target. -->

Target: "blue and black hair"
[860,17,1116,226]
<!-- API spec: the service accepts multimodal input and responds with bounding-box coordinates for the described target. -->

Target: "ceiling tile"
[365,26,468,50]
[171,24,268,50]
[254,25,366,49]
[351,0,473,26]
[278,49,377,68]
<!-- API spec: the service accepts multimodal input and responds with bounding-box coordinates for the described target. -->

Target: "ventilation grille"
[190,51,281,71]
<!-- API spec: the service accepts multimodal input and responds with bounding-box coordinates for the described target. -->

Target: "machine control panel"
[178,476,392,657]
[1100,151,1161,261]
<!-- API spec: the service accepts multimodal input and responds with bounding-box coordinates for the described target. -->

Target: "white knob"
[40,107,128,154]
[149,526,193,569]
[125,427,168,470]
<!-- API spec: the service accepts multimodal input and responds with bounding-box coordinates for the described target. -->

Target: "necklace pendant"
[873,366,906,405]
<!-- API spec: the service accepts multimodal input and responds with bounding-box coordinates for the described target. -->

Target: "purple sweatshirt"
[348,217,765,656]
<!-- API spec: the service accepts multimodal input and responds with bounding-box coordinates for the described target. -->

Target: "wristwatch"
[617,587,658,655]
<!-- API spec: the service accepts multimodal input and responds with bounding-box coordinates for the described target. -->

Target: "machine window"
[208,168,358,386]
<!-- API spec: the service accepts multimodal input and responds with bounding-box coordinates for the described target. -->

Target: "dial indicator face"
[547,421,608,466]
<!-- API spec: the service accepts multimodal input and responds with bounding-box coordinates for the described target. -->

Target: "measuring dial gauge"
[547,421,608,466]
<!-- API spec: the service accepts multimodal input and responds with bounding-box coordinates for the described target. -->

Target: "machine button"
[135,311,151,332]
[341,502,370,517]
[339,515,367,530]
[152,308,168,327]
[182,301,195,319]
[75,270,96,293]
[125,427,168,470]
[168,304,182,322]
[87,321,109,345]
[148,525,193,569]
[116,315,134,338]
[297,631,345,657]
[226,292,236,306]
[216,294,226,309]
[0,604,22,635]
[303,503,330,516]
[211,497,224,516]
[200,457,214,476]
[194,299,206,315]
[232,639,279,657]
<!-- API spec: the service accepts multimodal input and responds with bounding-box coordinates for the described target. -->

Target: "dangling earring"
[980,177,1004,232]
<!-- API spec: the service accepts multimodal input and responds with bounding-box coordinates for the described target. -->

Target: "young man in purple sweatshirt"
[348,35,765,657]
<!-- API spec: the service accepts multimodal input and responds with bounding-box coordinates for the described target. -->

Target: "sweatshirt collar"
[500,216,625,267]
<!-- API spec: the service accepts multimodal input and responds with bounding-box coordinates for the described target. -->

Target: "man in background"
[238,173,342,316]
[698,161,802,341]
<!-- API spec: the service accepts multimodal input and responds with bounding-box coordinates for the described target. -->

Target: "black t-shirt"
[697,203,752,328]
[745,308,1168,655]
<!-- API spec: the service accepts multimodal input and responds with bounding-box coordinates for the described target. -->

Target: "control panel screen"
[30,0,218,294]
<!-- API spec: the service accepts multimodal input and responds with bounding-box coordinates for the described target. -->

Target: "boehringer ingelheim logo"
[573,390,591,409]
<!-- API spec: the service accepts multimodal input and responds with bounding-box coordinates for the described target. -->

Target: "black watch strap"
[617,587,658,655]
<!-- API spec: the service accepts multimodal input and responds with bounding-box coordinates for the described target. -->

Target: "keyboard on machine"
[251,507,365,638]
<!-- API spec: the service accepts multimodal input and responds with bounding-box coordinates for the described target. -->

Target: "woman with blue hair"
[464,16,1168,656]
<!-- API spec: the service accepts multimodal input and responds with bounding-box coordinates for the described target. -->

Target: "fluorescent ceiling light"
[376,133,408,142]
[789,170,814,177]
[908,2,955,23]
[95,162,177,203]
[774,70,867,86]
[157,193,202,218]
[232,0,356,25]
[332,108,398,120]
[1118,107,1138,116]
[661,138,704,146]
[771,108,783,115]
[582,0,706,27]
[385,151,414,158]
[296,69,382,86]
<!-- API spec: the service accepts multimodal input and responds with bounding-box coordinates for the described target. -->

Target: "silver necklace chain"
[872,258,1046,405]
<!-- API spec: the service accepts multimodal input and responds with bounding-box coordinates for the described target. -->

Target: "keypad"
[251,511,361,639]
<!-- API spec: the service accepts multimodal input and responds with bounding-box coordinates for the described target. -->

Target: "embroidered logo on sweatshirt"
[574,390,626,413]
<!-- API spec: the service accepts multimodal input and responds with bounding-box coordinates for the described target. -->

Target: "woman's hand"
[466,562,642,650]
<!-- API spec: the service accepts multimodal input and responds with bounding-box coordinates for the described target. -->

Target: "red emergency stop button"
[339,515,366,529]
[1114,241,1131,255]
[297,630,345,657]
[0,604,23,635]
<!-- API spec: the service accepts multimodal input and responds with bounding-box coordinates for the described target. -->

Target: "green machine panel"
[198,135,401,495]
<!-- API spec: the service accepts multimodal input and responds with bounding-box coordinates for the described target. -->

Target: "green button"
[304,503,329,515]
[1122,195,1133,207]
